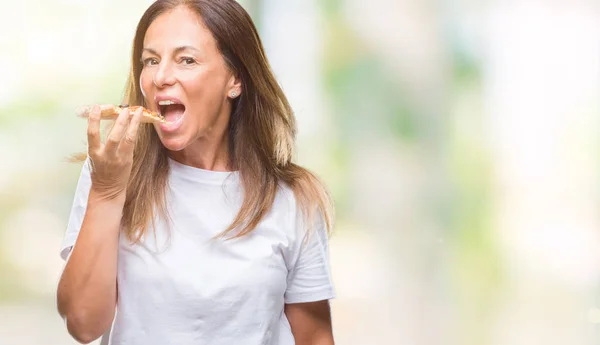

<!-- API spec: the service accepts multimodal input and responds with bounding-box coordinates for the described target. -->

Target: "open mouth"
[157,99,186,124]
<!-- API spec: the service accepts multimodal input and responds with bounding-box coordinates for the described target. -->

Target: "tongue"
[163,104,185,122]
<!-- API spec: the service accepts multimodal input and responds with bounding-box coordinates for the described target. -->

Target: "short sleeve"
[60,158,92,261]
[284,212,336,304]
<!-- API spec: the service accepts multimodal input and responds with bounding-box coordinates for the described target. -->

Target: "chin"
[158,135,190,152]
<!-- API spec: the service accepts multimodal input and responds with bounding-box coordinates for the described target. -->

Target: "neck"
[167,130,233,172]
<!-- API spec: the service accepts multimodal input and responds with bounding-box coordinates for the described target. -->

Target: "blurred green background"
[1,0,599,344]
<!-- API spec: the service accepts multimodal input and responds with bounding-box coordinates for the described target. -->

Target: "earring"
[230,91,237,98]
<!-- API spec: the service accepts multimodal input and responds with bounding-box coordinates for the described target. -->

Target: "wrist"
[88,188,127,207]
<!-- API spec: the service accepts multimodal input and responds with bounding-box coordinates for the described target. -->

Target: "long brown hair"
[75,0,334,242]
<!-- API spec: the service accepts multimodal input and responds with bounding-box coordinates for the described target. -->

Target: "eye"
[142,57,159,66]
[180,57,196,65]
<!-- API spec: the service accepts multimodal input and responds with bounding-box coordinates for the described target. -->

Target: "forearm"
[57,190,124,343]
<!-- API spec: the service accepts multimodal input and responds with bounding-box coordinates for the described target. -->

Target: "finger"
[119,107,143,154]
[105,107,132,154]
[86,105,102,152]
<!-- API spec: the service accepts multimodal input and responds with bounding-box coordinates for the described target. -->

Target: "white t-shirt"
[60,158,335,345]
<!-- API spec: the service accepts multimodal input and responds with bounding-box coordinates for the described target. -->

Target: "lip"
[159,111,185,133]
[154,95,184,113]
[154,95,185,133]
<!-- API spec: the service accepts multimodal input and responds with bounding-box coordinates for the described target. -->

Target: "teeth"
[158,100,176,106]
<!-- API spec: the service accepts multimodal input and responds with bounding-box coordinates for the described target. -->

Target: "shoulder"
[273,181,325,237]
[274,181,299,214]
[268,182,309,239]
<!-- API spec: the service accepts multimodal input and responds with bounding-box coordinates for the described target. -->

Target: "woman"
[56,1,336,344]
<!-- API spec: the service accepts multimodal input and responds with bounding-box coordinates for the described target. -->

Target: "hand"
[86,105,143,201]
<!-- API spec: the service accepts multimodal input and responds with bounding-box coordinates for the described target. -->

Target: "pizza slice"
[76,104,165,124]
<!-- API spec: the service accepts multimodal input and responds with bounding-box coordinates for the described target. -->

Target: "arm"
[285,300,335,345]
[56,192,123,344]
[56,106,143,344]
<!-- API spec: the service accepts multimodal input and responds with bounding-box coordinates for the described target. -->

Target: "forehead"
[143,6,215,51]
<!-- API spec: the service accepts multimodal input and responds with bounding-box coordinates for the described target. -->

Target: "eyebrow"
[142,46,200,55]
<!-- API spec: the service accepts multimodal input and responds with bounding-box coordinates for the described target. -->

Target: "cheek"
[139,71,153,100]
[183,75,225,107]
[182,67,225,93]
[179,73,204,93]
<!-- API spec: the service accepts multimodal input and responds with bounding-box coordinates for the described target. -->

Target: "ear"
[227,73,242,99]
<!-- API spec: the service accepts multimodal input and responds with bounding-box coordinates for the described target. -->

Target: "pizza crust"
[76,104,165,124]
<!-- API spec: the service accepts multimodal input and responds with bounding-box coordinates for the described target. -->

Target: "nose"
[152,61,176,88]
